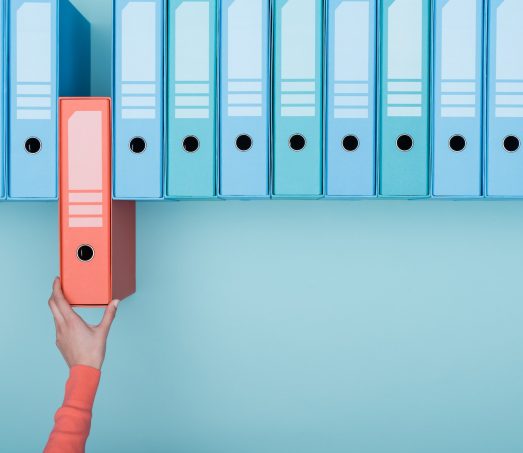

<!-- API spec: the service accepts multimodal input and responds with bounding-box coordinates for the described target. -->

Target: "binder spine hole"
[342,135,359,152]
[289,134,306,152]
[396,135,413,152]
[77,245,94,262]
[449,135,466,153]
[24,137,42,154]
[182,136,200,153]
[129,137,147,154]
[503,135,520,153]
[236,134,253,152]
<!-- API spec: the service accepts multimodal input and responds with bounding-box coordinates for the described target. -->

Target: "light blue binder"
[486,0,523,197]
[166,0,217,199]
[113,0,164,200]
[433,0,484,198]
[219,0,270,199]
[378,0,430,198]
[272,0,324,198]
[8,0,90,200]
[0,0,5,200]
[326,0,376,197]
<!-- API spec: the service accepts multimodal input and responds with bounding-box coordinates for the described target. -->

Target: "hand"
[48,278,119,370]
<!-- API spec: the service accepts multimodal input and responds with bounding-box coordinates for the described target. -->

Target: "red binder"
[59,97,136,306]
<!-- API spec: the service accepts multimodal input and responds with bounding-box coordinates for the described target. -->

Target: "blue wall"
[1,1,523,451]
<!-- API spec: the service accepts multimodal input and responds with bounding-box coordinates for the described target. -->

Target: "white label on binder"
[121,2,157,120]
[495,0,523,118]
[441,0,477,118]
[227,0,263,117]
[334,1,369,119]
[175,1,210,119]
[16,3,51,120]
[281,0,316,117]
[387,0,422,117]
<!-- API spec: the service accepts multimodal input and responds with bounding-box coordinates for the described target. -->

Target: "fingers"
[52,277,74,319]
[48,296,64,325]
[98,299,119,335]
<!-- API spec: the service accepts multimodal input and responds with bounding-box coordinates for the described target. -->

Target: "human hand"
[48,278,119,370]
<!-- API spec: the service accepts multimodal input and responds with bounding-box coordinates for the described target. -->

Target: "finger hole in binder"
[449,135,466,153]
[77,245,94,262]
[342,135,359,152]
[289,134,306,152]
[25,137,42,154]
[396,134,413,152]
[183,136,200,153]
[503,135,520,153]
[236,134,252,152]
[129,137,147,154]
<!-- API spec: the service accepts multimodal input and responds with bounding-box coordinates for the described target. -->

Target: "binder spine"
[219,0,270,199]
[271,0,324,199]
[8,0,57,200]
[166,0,218,199]
[378,0,430,198]
[0,0,5,200]
[325,0,377,198]
[432,0,484,198]
[486,0,523,197]
[113,0,164,200]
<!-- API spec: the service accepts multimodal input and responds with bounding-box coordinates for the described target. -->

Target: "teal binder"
[166,0,217,199]
[378,0,430,197]
[272,0,324,198]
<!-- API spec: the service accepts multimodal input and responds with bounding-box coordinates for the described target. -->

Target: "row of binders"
[1,0,523,201]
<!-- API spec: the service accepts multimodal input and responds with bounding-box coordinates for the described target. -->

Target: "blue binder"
[166,0,217,199]
[378,0,430,198]
[433,0,484,198]
[486,0,523,197]
[0,0,5,200]
[272,0,324,198]
[326,0,376,197]
[113,0,164,200]
[8,0,90,200]
[219,0,270,199]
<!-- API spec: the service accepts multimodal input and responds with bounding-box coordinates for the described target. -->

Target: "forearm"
[44,365,101,453]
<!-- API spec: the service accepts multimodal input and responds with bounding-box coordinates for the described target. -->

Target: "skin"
[48,278,119,370]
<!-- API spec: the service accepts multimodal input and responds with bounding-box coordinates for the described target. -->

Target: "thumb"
[98,299,119,334]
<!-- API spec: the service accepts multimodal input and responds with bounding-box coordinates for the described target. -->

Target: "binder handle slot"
[236,134,253,152]
[342,135,359,152]
[289,134,306,152]
[449,135,466,153]
[503,135,520,153]
[77,245,94,262]
[25,137,42,154]
[129,137,147,154]
[182,136,200,153]
[396,135,413,152]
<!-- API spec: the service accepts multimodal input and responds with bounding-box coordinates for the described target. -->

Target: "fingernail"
[113,300,120,309]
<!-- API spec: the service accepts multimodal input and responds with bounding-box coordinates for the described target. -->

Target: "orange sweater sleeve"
[44,365,101,453]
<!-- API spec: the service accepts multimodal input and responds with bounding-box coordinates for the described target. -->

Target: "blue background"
[1,1,523,451]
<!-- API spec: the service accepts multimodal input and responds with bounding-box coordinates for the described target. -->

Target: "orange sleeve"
[43,365,101,453]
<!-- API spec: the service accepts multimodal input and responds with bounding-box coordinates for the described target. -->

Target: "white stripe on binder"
[441,94,476,105]
[387,81,422,92]
[387,106,422,117]
[69,205,103,216]
[335,83,368,94]
[175,83,209,94]
[281,81,315,92]
[495,107,523,118]
[69,217,103,228]
[16,84,51,95]
[122,96,156,107]
[16,97,51,108]
[122,108,156,119]
[69,192,103,203]
[495,95,523,105]
[228,81,262,92]
[282,94,315,105]
[17,110,51,120]
[228,106,263,117]
[334,108,368,119]
[228,93,262,105]
[122,83,156,95]
[441,81,476,92]
[281,106,315,117]
[175,96,210,107]
[387,94,422,105]
[335,96,369,107]
[441,107,475,117]
[496,82,523,93]
[175,109,209,119]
